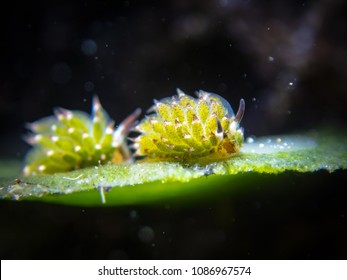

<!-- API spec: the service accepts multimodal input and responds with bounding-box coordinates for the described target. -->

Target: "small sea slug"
[133,89,245,164]
[23,96,141,175]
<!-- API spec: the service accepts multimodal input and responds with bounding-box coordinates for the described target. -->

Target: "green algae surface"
[0,131,346,206]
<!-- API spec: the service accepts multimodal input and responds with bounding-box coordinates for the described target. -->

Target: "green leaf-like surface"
[0,131,346,206]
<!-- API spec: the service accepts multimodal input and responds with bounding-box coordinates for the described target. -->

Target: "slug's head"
[23,96,140,175]
[134,89,245,164]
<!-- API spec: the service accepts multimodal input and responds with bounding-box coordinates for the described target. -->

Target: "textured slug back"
[134,89,244,163]
[23,96,139,175]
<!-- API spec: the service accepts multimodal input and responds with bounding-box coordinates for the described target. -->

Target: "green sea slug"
[133,89,245,164]
[23,96,140,175]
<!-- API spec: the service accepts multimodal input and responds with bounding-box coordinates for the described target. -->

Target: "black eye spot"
[217,120,223,134]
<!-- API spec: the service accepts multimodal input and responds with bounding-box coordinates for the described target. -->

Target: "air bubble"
[129,210,137,219]
[138,226,155,243]
[84,81,95,92]
[81,39,98,56]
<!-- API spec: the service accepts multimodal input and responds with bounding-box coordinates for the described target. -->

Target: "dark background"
[0,0,347,259]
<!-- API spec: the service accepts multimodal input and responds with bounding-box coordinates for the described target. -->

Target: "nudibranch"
[23,96,140,175]
[133,89,245,164]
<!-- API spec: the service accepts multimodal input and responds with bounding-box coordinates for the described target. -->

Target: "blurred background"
[0,0,347,259]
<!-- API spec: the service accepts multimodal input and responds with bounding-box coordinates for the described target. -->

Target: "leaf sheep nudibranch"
[133,89,245,164]
[23,96,141,175]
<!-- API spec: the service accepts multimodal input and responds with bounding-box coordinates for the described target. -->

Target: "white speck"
[51,125,57,131]
[74,146,81,152]
[38,165,46,171]
[242,135,317,154]
[64,110,73,120]
[82,133,89,139]
[46,150,54,156]
[111,142,118,148]
[56,113,64,121]
[23,166,30,175]
[93,116,100,123]
[63,174,83,181]
[51,136,59,142]
[229,121,237,130]
[95,144,101,150]
[68,128,74,133]
[268,56,275,62]
[34,134,43,141]
[246,137,254,144]
[106,126,113,134]
[289,82,293,86]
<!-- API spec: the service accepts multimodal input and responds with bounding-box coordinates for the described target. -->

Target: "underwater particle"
[134,89,245,164]
[23,96,141,175]
[81,39,98,56]
[138,226,155,243]
[242,135,317,154]
[84,81,95,92]
[246,136,255,144]
[129,210,137,219]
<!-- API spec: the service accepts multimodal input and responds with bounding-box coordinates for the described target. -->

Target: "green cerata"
[133,89,245,164]
[23,96,140,175]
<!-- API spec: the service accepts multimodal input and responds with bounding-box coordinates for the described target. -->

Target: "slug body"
[134,89,245,164]
[23,96,140,175]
